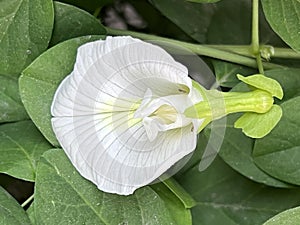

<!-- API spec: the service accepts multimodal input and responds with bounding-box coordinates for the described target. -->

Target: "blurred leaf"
[0,120,51,181]
[177,156,300,225]
[151,0,284,45]
[263,206,300,225]
[150,0,216,43]
[187,0,221,2]
[50,2,106,46]
[19,35,104,146]
[262,0,300,52]
[253,96,300,185]
[0,0,54,76]
[0,75,28,123]
[34,149,191,225]
[0,186,31,225]
[58,0,113,13]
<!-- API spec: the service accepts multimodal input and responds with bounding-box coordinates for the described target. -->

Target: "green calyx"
[185,74,284,138]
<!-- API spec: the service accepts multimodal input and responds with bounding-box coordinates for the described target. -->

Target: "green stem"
[21,194,34,208]
[251,0,265,74]
[252,0,260,55]
[106,27,282,70]
[207,45,300,59]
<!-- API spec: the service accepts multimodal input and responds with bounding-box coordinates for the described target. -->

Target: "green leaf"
[26,202,36,225]
[0,75,28,123]
[253,96,300,185]
[159,176,197,208]
[263,206,300,225]
[262,0,300,52]
[19,35,104,146]
[234,105,283,139]
[0,0,54,76]
[212,60,256,88]
[50,2,106,46]
[151,183,192,225]
[0,186,31,225]
[151,0,284,45]
[212,113,291,188]
[150,0,217,43]
[58,0,113,13]
[237,74,284,99]
[0,120,51,181]
[177,156,300,225]
[265,68,300,103]
[34,149,191,225]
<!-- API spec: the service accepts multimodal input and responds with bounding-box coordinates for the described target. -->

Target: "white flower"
[51,36,203,195]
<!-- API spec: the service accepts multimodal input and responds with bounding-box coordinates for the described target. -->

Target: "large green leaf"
[263,206,300,225]
[216,113,291,188]
[0,0,54,76]
[34,149,191,225]
[0,75,28,123]
[177,156,300,225]
[253,96,300,185]
[262,0,300,52]
[0,186,31,225]
[0,120,51,181]
[19,35,104,146]
[50,2,106,46]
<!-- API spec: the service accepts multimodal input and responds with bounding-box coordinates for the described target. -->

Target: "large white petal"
[51,111,199,195]
[52,36,193,117]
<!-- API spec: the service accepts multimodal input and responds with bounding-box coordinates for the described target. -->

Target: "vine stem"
[252,0,264,74]
[106,27,286,69]
[21,194,34,208]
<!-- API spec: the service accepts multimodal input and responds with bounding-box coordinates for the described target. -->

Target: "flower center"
[134,89,193,142]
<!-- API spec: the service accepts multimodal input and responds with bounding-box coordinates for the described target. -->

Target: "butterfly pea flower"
[51,36,203,195]
[51,36,283,195]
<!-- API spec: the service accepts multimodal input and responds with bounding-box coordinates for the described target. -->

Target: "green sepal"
[234,104,282,138]
[237,74,283,99]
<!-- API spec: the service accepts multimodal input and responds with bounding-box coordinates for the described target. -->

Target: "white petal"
[52,36,193,117]
[52,111,198,195]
